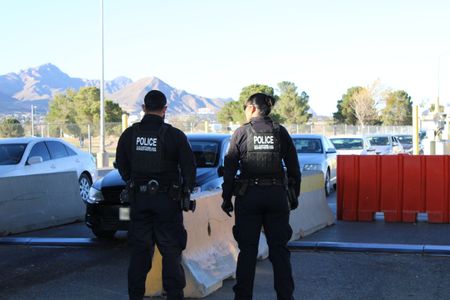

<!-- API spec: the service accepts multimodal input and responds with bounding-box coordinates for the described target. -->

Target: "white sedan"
[0,137,97,202]
[291,134,337,196]
[329,135,376,155]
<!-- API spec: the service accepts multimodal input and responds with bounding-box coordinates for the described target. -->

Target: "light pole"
[97,0,109,167]
[30,105,36,136]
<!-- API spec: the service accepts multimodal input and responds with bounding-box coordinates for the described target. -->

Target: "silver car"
[0,137,97,202]
[365,134,405,155]
[291,134,337,196]
[329,135,376,155]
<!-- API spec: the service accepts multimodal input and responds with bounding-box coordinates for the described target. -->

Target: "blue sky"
[1,0,450,115]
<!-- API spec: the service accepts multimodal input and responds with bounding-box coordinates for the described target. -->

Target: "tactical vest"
[131,123,179,180]
[240,122,284,178]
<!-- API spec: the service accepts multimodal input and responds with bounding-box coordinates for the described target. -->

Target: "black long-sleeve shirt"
[222,116,301,203]
[115,114,196,189]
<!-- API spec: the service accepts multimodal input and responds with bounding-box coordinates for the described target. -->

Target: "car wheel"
[79,173,92,202]
[92,228,116,239]
[325,170,331,196]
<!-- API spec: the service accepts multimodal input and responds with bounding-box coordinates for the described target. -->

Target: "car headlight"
[303,164,322,171]
[87,187,104,204]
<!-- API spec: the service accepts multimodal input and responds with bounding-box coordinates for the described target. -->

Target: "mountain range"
[0,63,231,115]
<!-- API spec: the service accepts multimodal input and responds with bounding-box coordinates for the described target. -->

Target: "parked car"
[290,134,337,196]
[85,133,231,238]
[329,135,376,155]
[365,134,405,155]
[396,134,414,154]
[0,137,97,202]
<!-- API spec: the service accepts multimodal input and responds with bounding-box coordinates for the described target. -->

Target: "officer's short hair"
[144,90,167,111]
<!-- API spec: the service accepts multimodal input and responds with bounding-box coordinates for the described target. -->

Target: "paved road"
[2,191,450,300]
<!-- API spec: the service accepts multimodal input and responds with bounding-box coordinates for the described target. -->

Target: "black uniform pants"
[127,192,187,300]
[233,185,294,300]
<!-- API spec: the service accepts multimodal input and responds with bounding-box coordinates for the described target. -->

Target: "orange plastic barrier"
[337,155,450,223]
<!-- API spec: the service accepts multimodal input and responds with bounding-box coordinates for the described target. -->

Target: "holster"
[285,177,297,209]
[120,181,135,204]
[180,184,196,212]
[169,181,182,202]
[233,179,249,197]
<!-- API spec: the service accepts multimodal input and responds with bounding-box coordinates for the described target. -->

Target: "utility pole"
[31,105,34,136]
[97,0,109,167]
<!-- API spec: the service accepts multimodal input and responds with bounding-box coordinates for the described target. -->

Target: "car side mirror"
[326,148,336,154]
[27,156,43,165]
[217,166,225,177]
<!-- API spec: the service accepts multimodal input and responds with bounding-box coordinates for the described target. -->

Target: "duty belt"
[135,180,170,194]
[246,178,285,186]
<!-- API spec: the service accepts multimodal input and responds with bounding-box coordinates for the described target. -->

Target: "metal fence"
[0,122,413,167]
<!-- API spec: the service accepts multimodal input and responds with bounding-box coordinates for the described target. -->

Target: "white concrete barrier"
[144,171,334,298]
[0,172,83,236]
[289,171,335,240]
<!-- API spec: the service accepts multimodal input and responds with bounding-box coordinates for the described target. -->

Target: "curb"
[0,237,105,247]
[288,241,450,255]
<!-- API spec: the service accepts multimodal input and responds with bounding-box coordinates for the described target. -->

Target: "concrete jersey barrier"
[289,170,335,240]
[0,171,84,236]
[144,171,334,298]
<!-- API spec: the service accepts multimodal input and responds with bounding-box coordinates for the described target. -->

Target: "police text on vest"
[253,135,274,150]
[136,137,158,152]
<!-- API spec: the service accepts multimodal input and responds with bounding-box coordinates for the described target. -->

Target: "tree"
[217,84,275,124]
[333,87,362,125]
[381,90,412,125]
[350,87,379,126]
[0,118,24,137]
[47,87,125,136]
[274,81,311,124]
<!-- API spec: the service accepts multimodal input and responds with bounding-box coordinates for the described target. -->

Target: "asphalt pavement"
[1,191,450,300]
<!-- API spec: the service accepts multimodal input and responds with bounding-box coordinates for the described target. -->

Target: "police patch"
[136,136,158,152]
[253,135,275,150]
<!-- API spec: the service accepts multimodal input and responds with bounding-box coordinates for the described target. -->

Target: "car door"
[45,141,75,175]
[23,141,54,175]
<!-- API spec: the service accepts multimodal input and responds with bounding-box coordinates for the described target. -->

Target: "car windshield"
[368,136,389,146]
[330,138,364,150]
[0,144,27,165]
[190,141,220,168]
[397,135,412,144]
[293,138,323,153]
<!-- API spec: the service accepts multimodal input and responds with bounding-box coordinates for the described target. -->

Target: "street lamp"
[31,105,37,136]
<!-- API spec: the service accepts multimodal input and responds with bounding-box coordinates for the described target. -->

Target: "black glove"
[221,200,234,217]
[290,195,299,210]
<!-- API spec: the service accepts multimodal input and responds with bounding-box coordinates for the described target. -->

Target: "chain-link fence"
[0,121,413,167]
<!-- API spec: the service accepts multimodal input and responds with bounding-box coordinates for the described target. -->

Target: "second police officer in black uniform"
[221,93,301,300]
[115,90,196,300]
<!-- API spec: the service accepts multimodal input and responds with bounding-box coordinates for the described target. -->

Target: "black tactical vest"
[240,122,284,178]
[131,123,178,180]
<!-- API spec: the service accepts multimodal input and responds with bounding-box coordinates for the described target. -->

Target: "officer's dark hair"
[245,93,275,116]
[144,90,167,111]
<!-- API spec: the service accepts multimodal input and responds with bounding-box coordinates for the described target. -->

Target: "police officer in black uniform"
[221,93,301,300]
[116,90,196,300]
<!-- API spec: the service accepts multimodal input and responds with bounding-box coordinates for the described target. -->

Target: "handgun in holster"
[180,184,196,212]
[284,177,297,209]
[169,179,196,212]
